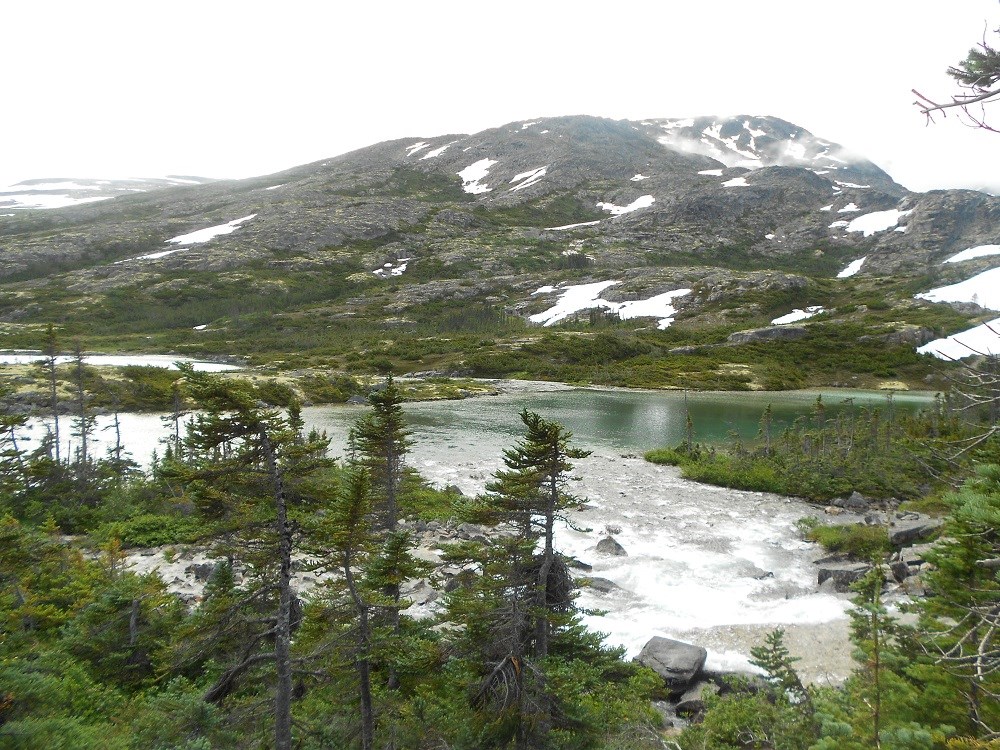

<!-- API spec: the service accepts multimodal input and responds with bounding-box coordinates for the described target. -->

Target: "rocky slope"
[0,114,997,385]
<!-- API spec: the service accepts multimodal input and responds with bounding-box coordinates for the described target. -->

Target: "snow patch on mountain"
[698,169,724,176]
[837,257,867,278]
[421,141,460,160]
[457,159,497,195]
[722,177,749,188]
[458,159,497,194]
[654,116,862,175]
[915,267,1000,310]
[529,281,690,328]
[630,174,649,181]
[545,220,602,231]
[772,306,824,325]
[846,209,911,236]
[509,167,547,192]
[596,195,654,215]
[837,203,860,213]
[918,319,1000,359]
[616,289,692,328]
[0,193,112,210]
[406,141,430,157]
[944,244,1000,264]
[167,214,257,246]
[530,281,619,325]
[373,259,410,278]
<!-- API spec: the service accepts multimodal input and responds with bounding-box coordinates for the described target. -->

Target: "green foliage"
[93,513,205,548]
[798,519,892,559]
[645,398,966,501]
[678,676,814,750]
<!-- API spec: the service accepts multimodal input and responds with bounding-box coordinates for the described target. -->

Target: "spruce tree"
[164,366,329,750]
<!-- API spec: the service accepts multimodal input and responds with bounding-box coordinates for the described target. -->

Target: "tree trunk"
[535,472,557,660]
[261,430,294,750]
[344,549,375,750]
[44,327,60,465]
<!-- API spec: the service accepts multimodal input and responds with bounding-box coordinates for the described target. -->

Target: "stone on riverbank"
[635,636,707,690]
[888,513,942,546]
[817,561,871,591]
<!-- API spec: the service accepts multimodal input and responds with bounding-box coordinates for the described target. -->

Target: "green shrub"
[94,513,205,548]
[798,519,890,559]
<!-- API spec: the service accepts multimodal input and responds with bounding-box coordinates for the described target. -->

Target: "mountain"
[1,114,997,390]
[0,176,215,211]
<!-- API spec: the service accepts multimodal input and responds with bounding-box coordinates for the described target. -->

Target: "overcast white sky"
[4,1,999,193]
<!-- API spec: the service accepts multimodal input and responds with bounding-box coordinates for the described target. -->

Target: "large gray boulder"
[596,536,627,556]
[635,637,707,690]
[888,514,942,546]
[817,561,871,591]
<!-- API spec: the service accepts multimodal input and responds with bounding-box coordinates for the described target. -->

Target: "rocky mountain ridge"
[0,114,997,387]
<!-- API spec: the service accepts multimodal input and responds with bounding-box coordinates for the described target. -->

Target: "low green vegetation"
[0,367,660,749]
[797,517,893,558]
[2,327,999,748]
[646,395,970,501]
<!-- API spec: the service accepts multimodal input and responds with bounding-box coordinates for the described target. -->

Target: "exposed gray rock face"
[635,636,707,690]
[726,325,808,344]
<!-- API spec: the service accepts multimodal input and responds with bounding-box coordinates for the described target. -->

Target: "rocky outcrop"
[726,325,808,345]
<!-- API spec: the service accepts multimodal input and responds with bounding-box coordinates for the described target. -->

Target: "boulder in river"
[596,536,627,557]
[581,576,620,594]
[635,636,707,690]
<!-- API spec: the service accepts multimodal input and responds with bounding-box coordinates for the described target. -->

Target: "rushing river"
[17,380,935,680]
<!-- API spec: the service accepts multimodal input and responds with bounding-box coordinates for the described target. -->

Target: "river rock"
[596,536,627,556]
[565,557,593,572]
[346,394,368,404]
[635,637,707,690]
[889,560,912,582]
[582,576,620,593]
[900,542,936,566]
[888,514,942,546]
[675,680,720,715]
[817,561,871,591]
[832,491,869,511]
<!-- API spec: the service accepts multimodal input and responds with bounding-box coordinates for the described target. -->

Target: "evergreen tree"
[349,374,414,695]
[447,410,591,749]
[41,324,61,465]
[163,366,329,750]
[911,462,1000,740]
